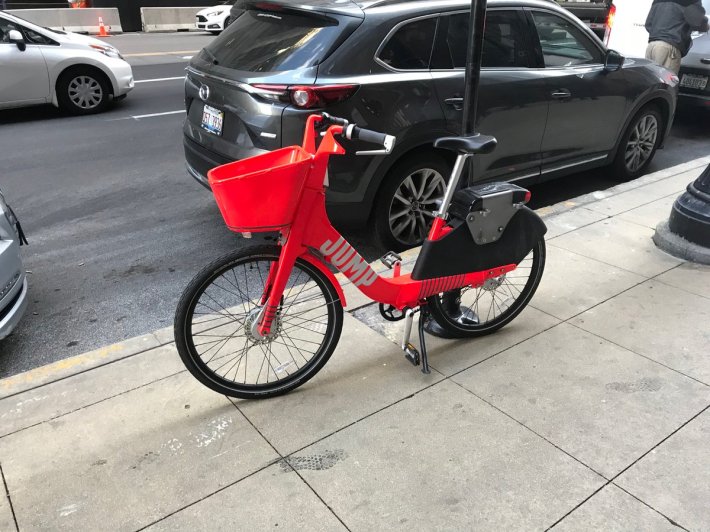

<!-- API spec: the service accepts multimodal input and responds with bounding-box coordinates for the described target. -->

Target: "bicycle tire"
[426,237,546,338]
[174,245,343,399]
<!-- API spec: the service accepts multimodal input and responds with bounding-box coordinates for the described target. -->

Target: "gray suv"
[0,189,27,340]
[183,0,677,250]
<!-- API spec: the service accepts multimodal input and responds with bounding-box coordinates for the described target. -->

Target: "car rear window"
[202,9,345,72]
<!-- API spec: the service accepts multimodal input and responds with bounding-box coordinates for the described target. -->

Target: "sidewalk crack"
[0,462,20,532]
[229,399,353,532]
[567,322,710,388]
[0,370,187,441]
[545,405,708,530]
[610,483,689,531]
[650,264,710,302]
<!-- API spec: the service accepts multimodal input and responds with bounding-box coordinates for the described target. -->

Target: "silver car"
[0,11,134,114]
[0,189,27,341]
[678,10,710,108]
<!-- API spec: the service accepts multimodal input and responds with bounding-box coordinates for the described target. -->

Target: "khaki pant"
[645,41,682,74]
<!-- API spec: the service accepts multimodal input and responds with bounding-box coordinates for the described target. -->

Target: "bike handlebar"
[346,125,387,145]
[320,112,348,127]
[320,113,396,155]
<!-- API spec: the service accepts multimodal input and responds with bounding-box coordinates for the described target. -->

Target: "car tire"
[224,16,232,28]
[373,153,451,252]
[56,67,112,116]
[612,105,664,181]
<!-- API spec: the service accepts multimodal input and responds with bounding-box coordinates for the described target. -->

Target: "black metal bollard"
[653,163,710,264]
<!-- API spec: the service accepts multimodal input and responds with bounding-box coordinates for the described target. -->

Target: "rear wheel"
[174,245,343,399]
[427,237,546,338]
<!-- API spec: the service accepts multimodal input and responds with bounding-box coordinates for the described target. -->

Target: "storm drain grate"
[280,449,347,472]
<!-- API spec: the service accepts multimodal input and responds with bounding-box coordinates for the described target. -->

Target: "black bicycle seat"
[434,134,497,155]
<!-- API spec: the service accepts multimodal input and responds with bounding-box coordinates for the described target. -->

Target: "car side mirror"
[604,49,625,72]
[8,30,26,52]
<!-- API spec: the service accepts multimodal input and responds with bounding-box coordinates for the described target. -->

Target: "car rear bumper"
[0,277,28,340]
[183,135,232,189]
[678,92,710,106]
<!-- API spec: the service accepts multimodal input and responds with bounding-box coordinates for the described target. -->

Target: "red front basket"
[208,146,313,232]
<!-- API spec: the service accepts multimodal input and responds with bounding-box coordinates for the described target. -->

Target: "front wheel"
[56,67,111,115]
[612,105,664,181]
[427,237,546,338]
[174,245,343,399]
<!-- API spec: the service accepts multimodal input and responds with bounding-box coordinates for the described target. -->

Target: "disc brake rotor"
[244,306,281,343]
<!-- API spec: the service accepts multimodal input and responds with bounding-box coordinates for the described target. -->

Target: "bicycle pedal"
[379,251,402,269]
[379,303,405,322]
[403,343,420,366]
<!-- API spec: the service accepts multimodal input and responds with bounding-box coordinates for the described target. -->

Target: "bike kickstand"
[418,307,431,375]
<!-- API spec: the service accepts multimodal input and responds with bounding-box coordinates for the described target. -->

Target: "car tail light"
[604,3,616,45]
[250,84,359,109]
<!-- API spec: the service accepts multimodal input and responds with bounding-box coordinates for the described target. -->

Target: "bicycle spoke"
[181,251,341,395]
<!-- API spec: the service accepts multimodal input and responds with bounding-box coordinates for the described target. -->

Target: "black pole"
[424,0,490,340]
[461,0,488,136]
[653,163,710,264]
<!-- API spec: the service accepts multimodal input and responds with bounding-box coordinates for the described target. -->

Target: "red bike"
[174,114,547,399]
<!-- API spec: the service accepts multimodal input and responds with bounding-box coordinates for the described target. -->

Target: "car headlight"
[90,44,124,60]
[0,190,20,240]
[205,11,221,17]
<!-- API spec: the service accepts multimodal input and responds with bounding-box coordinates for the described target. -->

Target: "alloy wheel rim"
[68,75,103,109]
[389,168,446,245]
[625,114,658,173]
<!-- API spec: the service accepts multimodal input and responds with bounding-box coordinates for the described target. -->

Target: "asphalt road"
[0,33,709,377]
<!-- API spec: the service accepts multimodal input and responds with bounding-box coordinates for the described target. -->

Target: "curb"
[3,154,709,399]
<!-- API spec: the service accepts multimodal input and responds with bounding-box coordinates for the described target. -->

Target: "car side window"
[0,19,54,45]
[0,19,22,43]
[531,11,603,67]
[378,17,437,70]
[431,10,533,69]
[23,27,56,45]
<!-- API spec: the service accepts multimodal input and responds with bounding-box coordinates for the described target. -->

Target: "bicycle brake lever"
[355,135,396,156]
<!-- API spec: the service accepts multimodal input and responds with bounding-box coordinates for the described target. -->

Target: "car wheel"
[57,67,111,115]
[224,16,232,28]
[374,153,451,252]
[612,105,664,181]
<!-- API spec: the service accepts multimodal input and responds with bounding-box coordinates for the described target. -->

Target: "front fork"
[256,237,300,338]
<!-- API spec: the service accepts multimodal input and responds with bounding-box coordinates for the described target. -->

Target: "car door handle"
[551,89,571,100]
[445,97,464,110]
[701,58,710,65]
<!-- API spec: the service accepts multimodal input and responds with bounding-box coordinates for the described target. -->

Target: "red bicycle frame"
[257,115,516,337]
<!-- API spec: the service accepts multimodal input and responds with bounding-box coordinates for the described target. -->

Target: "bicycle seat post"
[436,154,470,221]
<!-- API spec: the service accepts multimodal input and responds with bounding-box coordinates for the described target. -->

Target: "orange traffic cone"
[98,17,109,37]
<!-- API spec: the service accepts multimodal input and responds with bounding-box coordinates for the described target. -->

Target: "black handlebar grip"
[349,126,388,145]
[320,112,348,126]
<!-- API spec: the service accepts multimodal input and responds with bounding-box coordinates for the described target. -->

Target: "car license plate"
[680,74,708,90]
[201,104,224,136]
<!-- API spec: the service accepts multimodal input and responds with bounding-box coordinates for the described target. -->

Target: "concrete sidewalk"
[1,157,709,531]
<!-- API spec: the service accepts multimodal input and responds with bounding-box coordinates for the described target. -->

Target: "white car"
[195,3,233,35]
[0,11,133,115]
